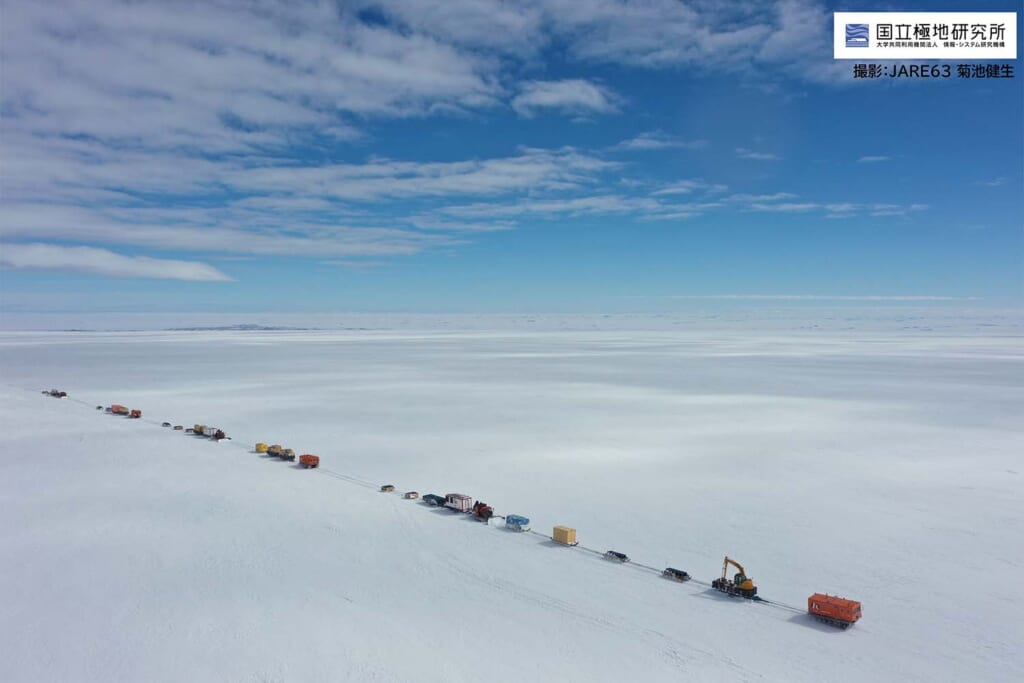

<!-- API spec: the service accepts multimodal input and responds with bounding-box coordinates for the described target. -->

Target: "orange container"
[808,593,862,626]
[299,454,320,468]
[111,404,129,415]
[553,526,578,545]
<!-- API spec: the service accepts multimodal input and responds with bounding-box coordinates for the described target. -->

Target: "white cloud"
[823,203,858,213]
[0,146,616,258]
[2,1,503,154]
[869,203,928,217]
[321,260,389,268]
[0,0,918,275]
[748,202,819,212]
[652,180,708,195]
[736,147,780,161]
[639,210,700,221]
[542,0,764,69]
[975,177,1007,187]
[0,203,457,258]
[744,200,928,217]
[3,138,613,207]
[223,148,616,201]
[613,132,708,151]
[3,0,851,174]
[409,217,516,233]
[724,192,798,202]
[365,0,546,54]
[511,79,619,117]
[662,294,977,301]
[0,243,233,281]
[366,1,848,83]
[858,156,891,163]
[440,194,710,221]
[651,179,728,196]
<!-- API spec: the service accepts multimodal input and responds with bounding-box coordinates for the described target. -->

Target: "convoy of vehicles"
[48,388,864,631]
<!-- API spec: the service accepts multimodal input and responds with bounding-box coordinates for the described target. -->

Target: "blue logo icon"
[846,24,869,47]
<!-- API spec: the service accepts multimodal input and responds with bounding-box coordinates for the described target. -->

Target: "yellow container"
[553,526,577,545]
[255,442,268,453]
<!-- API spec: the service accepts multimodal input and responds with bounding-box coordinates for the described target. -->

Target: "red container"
[111,404,129,415]
[808,593,862,628]
[299,454,320,468]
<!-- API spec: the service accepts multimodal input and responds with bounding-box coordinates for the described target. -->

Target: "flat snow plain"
[1,318,1021,682]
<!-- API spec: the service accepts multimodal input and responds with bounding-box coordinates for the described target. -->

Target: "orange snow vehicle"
[808,593,862,629]
[299,454,320,468]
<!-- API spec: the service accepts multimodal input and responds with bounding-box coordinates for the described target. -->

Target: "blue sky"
[1,0,1021,314]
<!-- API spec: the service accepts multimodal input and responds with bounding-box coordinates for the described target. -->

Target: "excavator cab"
[734,571,755,591]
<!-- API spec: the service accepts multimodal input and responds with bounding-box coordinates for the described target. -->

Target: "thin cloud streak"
[975,177,1007,187]
[736,147,780,161]
[0,243,234,281]
[652,179,724,195]
[612,132,708,151]
[658,294,977,301]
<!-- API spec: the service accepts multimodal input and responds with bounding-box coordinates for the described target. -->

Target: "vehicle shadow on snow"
[691,589,756,603]
[420,507,486,522]
[254,455,304,469]
[786,614,846,632]
[422,505,462,515]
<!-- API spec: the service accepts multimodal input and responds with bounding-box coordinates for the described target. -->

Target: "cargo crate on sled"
[552,526,578,546]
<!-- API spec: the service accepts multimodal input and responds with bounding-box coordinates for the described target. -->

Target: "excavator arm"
[722,556,755,590]
[723,556,746,580]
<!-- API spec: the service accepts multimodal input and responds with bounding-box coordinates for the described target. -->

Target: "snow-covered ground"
[1,319,1021,681]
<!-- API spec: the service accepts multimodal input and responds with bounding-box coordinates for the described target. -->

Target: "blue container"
[505,515,530,531]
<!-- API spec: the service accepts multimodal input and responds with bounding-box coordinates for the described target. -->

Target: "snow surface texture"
[1,321,1021,682]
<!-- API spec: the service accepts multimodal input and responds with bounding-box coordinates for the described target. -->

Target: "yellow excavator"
[711,556,758,598]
